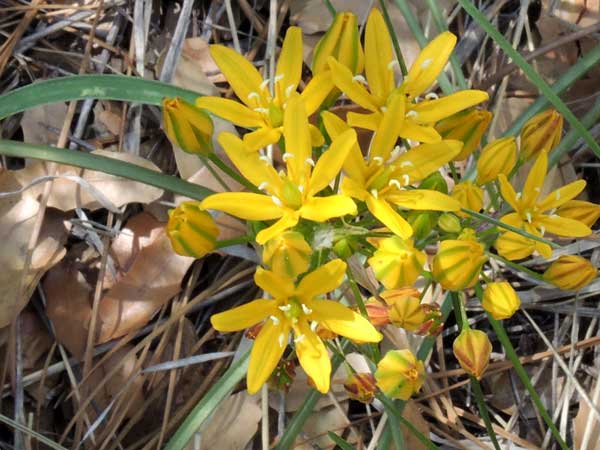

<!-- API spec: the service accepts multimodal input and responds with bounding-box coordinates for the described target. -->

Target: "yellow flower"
[543,255,597,291]
[196,27,332,150]
[432,234,487,291]
[557,200,600,227]
[167,201,218,258]
[452,181,484,218]
[327,9,488,143]
[520,109,563,161]
[210,260,383,393]
[436,109,492,161]
[453,328,491,379]
[481,281,521,320]
[201,95,357,245]
[494,231,548,261]
[375,349,425,400]
[387,294,426,332]
[322,108,463,239]
[312,11,363,75]
[476,136,517,185]
[498,151,591,259]
[162,97,213,155]
[368,236,426,289]
[262,231,312,278]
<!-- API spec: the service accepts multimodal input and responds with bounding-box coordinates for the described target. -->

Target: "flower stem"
[207,152,260,193]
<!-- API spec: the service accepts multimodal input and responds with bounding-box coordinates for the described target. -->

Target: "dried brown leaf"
[21,103,67,145]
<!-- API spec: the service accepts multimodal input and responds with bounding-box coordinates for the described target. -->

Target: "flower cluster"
[161,9,598,397]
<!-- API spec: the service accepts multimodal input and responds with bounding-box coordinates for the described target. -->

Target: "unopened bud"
[167,201,218,258]
[368,236,426,289]
[520,109,563,161]
[263,231,311,278]
[162,97,213,155]
[482,281,521,320]
[453,328,491,379]
[543,255,597,291]
[438,213,462,234]
[476,136,517,185]
[432,237,487,291]
[375,349,425,400]
[436,109,492,161]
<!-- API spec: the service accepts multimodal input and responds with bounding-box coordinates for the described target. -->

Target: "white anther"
[390,145,403,159]
[274,74,284,82]
[400,160,414,168]
[258,181,269,191]
[526,212,532,223]
[278,333,285,348]
[402,174,410,186]
[259,155,270,164]
[516,192,522,200]
[420,58,433,69]
[352,75,368,84]
[253,107,269,114]
[373,156,384,166]
[270,315,280,325]
[540,225,546,236]
[370,189,379,200]
[247,91,260,101]
[425,92,439,100]
[272,195,283,207]
[388,179,402,189]
[380,106,388,113]
[555,190,561,200]
[298,185,304,193]
[406,110,419,118]
[301,304,313,315]
[278,169,286,177]
[282,152,295,161]
[279,304,292,312]
[305,158,315,167]
[294,334,306,344]
[387,60,399,70]
[260,78,270,90]
[310,321,319,332]
[285,84,296,98]
[549,208,557,215]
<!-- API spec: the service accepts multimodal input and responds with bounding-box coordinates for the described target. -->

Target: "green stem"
[471,377,502,450]
[215,236,253,248]
[322,0,336,16]
[207,153,260,193]
[486,252,545,282]
[378,0,408,75]
[198,154,230,191]
[474,284,569,450]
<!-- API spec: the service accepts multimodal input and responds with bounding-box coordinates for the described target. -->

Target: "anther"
[274,74,284,82]
[301,304,312,315]
[278,334,285,348]
[405,110,419,118]
[247,92,260,101]
[373,156,384,166]
[425,92,439,100]
[294,334,306,344]
[305,158,315,167]
[282,152,295,161]
[400,161,414,167]
[253,107,269,114]
[388,179,402,189]
[387,60,399,70]
[260,79,270,90]
[310,321,318,332]
[258,181,269,191]
[420,58,433,69]
[272,196,283,207]
[402,174,410,186]
[370,189,379,200]
[352,74,368,84]
[285,84,295,98]
[279,305,291,312]
[270,315,280,325]
[526,212,532,223]
[555,190,561,200]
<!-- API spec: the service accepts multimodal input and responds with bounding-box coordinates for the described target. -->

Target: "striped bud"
[387,294,426,332]
[476,136,517,185]
[432,237,487,291]
[262,231,312,278]
[452,181,484,218]
[482,281,521,320]
[543,255,597,291]
[436,109,492,161]
[167,201,218,258]
[520,109,562,161]
[453,328,491,379]
[557,200,600,227]
[162,97,213,155]
[368,236,426,289]
[375,349,425,400]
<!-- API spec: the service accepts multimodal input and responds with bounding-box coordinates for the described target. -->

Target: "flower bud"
[333,237,356,259]
[453,328,492,379]
[452,182,484,218]
[262,231,312,278]
[418,172,448,194]
[520,109,563,161]
[380,288,421,304]
[388,294,426,332]
[557,200,600,227]
[438,213,462,234]
[417,304,444,336]
[365,298,391,328]
[432,238,487,291]
[436,109,492,161]
[543,255,597,291]
[494,231,552,261]
[312,12,364,75]
[476,136,517,185]
[167,201,218,258]
[375,349,425,400]
[344,373,377,404]
[162,97,213,155]
[482,281,521,320]
[407,211,436,241]
[368,236,426,289]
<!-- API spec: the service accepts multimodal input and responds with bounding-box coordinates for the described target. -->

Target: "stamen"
[305,157,315,167]
[259,155,270,164]
[285,84,295,98]
[380,106,388,113]
[310,321,318,332]
[425,92,439,100]
[282,152,295,161]
[278,333,285,348]
[274,74,284,82]
[269,315,280,325]
[540,225,546,236]
[555,190,561,200]
[301,304,312,315]
[400,161,414,167]
[516,192,522,200]
[388,179,402,189]
[370,189,379,200]
[258,181,269,191]
[253,107,269,114]
[420,58,433,69]
[405,110,419,118]
[402,174,410,186]
[247,92,260,101]
[294,334,306,344]
[260,78,270,90]
[298,185,304,193]
[549,208,557,215]
[272,196,283,207]
[373,156,384,166]
[279,304,291,312]
[352,74,368,84]
[387,60,399,70]
[390,145,403,159]
[525,212,532,223]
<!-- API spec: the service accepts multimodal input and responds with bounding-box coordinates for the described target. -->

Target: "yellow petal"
[300,195,357,221]
[202,192,283,220]
[411,90,489,123]
[293,322,331,393]
[305,299,383,342]
[522,151,547,208]
[276,27,303,98]
[296,259,347,299]
[365,9,395,101]
[218,132,283,193]
[366,195,413,238]
[370,92,405,161]
[196,96,264,128]
[394,140,462,182]
[243,127,282,151]
[328,56,380,111]
[210,45,264,107]
[256,212,300,245]
[301,71,335,115]
[322,112,367,182]
[538,180,586,212]
[341,177,368,201]
[347,111,382,131]
[398,121,441,143]
[404,32,456,99]
[538,215,591,237]
[309,128,357,195]
[387,189,462,211]
[211,299,277,331]
[309,124,325,147]
[495,231,536,261]
[283,94,311,183]
[254,266,295,298]
[498,174,520,212]
[247,319,290,394]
